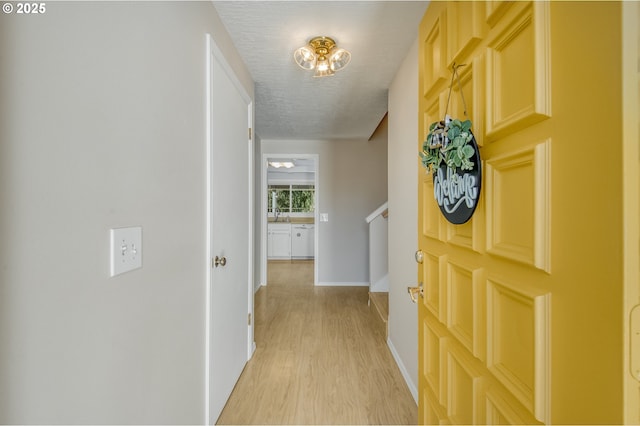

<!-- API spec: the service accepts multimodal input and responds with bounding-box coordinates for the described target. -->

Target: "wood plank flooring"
[216,260,417,425]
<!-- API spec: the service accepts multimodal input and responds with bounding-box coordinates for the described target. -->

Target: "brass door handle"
[415,249,424,264]
[407,283,424,303]
[213,255,227,267]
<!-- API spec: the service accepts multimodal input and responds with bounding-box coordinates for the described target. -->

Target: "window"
[268,184,315,215]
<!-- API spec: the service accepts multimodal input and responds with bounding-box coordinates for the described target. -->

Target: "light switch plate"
[110,226,142,277]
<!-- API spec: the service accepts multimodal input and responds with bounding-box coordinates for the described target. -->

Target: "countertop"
[268,217,315,224]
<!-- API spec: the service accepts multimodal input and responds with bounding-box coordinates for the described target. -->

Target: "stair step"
[369,292,389,340]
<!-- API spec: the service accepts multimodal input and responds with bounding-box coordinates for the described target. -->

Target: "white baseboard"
[387,337,418,404]
[315,281,369,287]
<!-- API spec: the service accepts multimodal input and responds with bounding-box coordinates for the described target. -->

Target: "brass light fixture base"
[308,36,337,59]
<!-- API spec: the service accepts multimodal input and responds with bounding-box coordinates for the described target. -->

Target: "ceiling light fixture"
[269,161,295,169]
[294,36,351,78]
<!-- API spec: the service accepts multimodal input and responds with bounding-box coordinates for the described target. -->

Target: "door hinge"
[248,128,252,140]
[248,313,252,326]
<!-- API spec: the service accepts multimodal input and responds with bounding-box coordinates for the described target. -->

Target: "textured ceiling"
[213,1,429,141]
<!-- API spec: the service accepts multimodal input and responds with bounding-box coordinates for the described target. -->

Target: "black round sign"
[432,133,482,225]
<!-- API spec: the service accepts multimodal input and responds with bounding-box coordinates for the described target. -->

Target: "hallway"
[217,261,417,424]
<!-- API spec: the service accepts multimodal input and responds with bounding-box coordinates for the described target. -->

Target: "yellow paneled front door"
[417,2,626,424]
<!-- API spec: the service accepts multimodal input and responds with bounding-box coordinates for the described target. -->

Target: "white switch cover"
[320,213,329,222]
[110,226,142,277]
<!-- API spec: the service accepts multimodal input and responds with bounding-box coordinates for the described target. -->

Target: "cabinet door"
[267,231,274,258]
[270,230,291,259]
[305,226,315,257]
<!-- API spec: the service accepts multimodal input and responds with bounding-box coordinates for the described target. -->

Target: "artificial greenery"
[420,118,475,174]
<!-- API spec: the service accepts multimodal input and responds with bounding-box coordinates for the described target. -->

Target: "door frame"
[261,153,319,287]
[205,33,255,425]
[622,2,640,422]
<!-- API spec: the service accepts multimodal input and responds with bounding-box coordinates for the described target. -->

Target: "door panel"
[485,2,551,141]
[418,1,624,424]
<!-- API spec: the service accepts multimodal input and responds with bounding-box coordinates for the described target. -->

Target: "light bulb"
[316,58,329,72]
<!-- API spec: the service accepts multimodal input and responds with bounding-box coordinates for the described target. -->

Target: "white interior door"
[206,35,252,424]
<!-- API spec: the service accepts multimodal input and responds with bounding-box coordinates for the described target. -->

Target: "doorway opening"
[261,154,319,288]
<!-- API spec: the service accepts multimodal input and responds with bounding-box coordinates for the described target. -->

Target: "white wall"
[262,119,388,285]
[387,38,419,401]
[0,2,253,423]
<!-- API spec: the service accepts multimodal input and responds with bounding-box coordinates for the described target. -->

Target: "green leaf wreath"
[420,118,475,174]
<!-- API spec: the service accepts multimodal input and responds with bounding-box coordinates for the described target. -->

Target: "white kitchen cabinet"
[291,224,314,259]
[267,223,291,259]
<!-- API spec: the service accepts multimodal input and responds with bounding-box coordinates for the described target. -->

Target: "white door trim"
[261,153,319,287]
[622,2,640,423]
[205,33,254,425]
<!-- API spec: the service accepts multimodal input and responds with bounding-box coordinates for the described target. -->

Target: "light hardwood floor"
[216,260,417,425]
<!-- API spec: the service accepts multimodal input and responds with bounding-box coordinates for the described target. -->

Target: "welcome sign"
[420,118,482,225]
[433,133,481,224]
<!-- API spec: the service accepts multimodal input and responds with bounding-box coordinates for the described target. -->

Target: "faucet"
[274,207,280,222]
